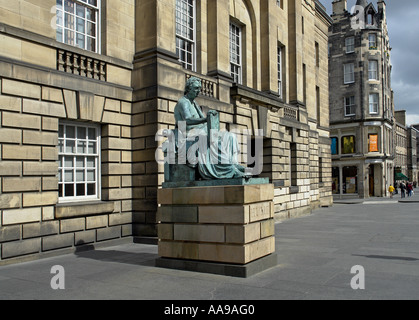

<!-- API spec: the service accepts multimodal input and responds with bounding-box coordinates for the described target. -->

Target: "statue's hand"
[208,109,218,116]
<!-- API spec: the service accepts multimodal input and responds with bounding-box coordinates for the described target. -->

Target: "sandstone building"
[394,111,418,183]
[0,0,332,263]
[329,0,394,198]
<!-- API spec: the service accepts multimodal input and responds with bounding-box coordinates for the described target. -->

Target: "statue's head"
[184,77,202,98]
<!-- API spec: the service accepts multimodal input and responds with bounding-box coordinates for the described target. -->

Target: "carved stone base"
[156,183,276,276]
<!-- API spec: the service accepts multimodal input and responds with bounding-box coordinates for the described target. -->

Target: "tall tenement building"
[329,0,394,198]
[0,0,332,263]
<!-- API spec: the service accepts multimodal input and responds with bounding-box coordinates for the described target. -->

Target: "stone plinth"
[156,182,277,277]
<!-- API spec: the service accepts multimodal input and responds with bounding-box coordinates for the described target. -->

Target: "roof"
[356,0,369,7]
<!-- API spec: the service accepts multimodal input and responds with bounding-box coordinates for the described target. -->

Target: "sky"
[319,0,419,126]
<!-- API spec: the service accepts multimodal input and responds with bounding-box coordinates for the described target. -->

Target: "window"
[58,122,101,201]
[276,0,281,8]
[315,42,319,67]
[303,63,307,104]
[277,45,283,98]
[290,142,297,186]
[369,34,377,49]
[230,22,242,84]
[369,134,379,152]
[345,96,356,116]
[175,0,196,71]
[345,37,355,53]
[369,93,379,114]
[344,63,355,84]
[342,135,355,154]
[316,86,320,125]
[367,13,373,25]
[343,166,357,194]
[368,60,378,80]
[331,137,339,155]
[56,0,100,53]
[302,17,304,34]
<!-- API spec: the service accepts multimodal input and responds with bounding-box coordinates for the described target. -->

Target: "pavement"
[1,196,419,300]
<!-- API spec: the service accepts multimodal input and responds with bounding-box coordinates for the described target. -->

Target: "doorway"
[369,166,374,197]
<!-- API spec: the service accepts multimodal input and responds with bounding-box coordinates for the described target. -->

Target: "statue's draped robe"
[174,96,246,180]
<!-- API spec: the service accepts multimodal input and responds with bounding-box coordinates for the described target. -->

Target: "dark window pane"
[76,184,86,196]
[87,183,95,196]
[65,184,74,197]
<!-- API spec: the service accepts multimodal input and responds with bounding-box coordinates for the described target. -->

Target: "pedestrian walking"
[388,185,395,198]
[407,182,413,197]
[400,182,406,198]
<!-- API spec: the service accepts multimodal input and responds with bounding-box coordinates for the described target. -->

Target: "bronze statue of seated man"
[162,76,250,182]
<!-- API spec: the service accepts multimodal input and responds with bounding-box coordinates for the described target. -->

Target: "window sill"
[55,201,115,219]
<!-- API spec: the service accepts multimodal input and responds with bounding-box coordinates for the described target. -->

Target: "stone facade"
[0,0,332,264]
[329,0,394,198]
[394,111,418,183]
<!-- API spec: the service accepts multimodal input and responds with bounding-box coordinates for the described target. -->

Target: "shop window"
[343,166,358,194]
[331,137,339,155]
[369,134,379,152]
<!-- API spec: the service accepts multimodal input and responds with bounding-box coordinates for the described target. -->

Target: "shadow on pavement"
[73,242,158,267]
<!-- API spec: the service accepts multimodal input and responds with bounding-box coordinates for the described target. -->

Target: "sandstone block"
[75,230,96,246]
[96,226,121,241]
[0,225,21,242]
[22,221,59,239]
[158,241,199,260]
[2,112,41,130]
[0,95,22,112]
[2,79,40,100]
[23,162,59,176]
[260,219,275,238]
[60,218,85,233]
[225,223,261,244]
[23,130,58,146]
[42,233,74,251]
[2,207,41,225]
[198,243,245,264]
[198,205,249,224]
[42,87,63,103]
[0,161,22,176]
[173,224,225,243]
[249,201,273,222]
[23,99,66,118]
[0,128,22,143]
[158,206,198,223]
[86,215,108,229]
[2,177,41,192]
[158,223,173,240]
[2,145,41,160]
[22,192,58,207]
[2,238,40,259]
[0,193,21,209]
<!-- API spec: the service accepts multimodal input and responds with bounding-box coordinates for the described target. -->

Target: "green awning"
[395,172,409,181]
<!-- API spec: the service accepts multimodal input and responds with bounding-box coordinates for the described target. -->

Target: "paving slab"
[1,201,419,300]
